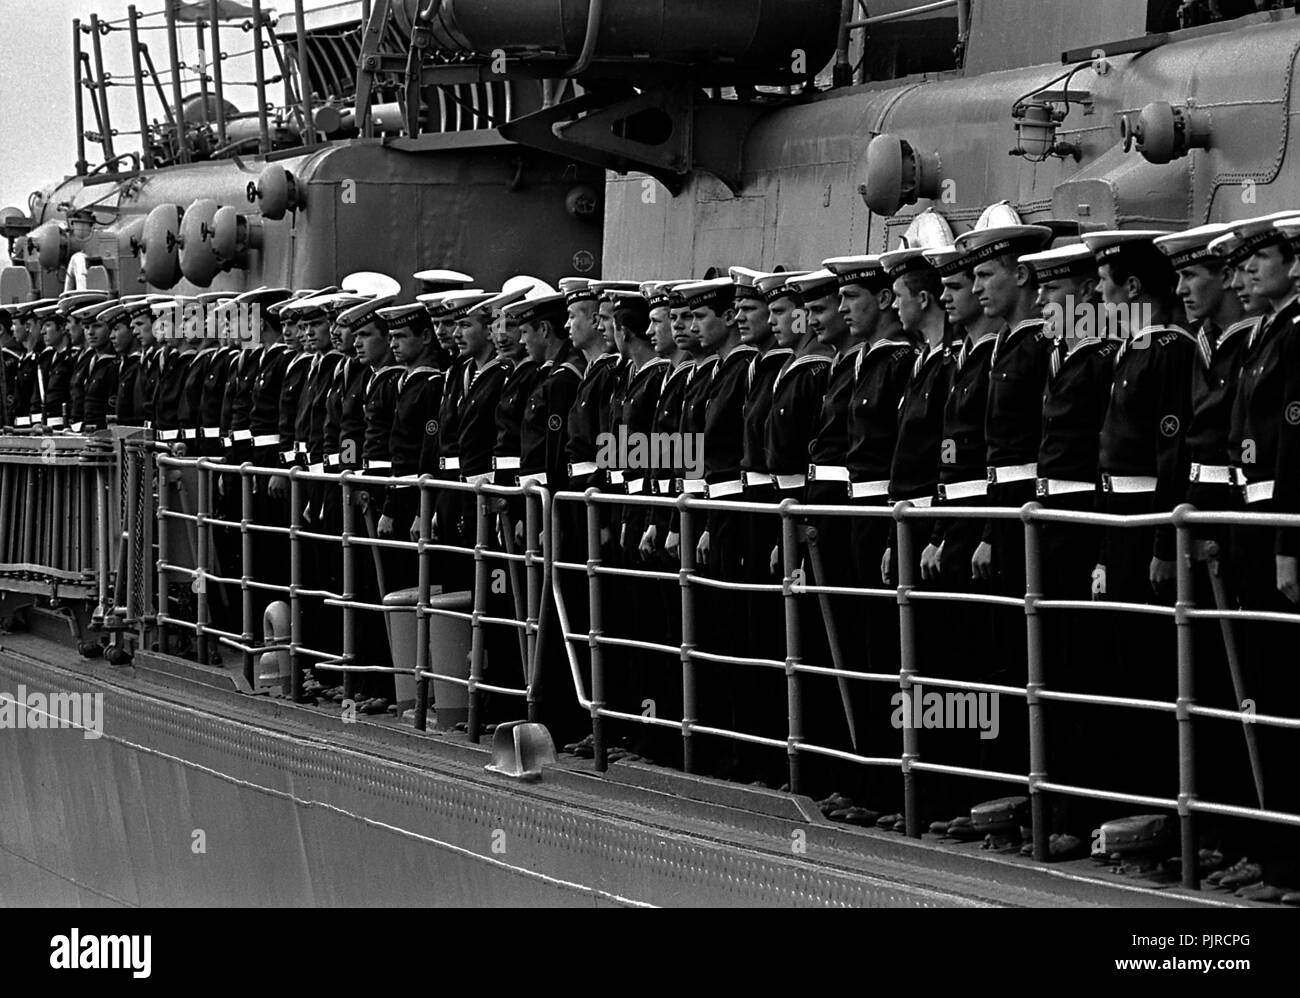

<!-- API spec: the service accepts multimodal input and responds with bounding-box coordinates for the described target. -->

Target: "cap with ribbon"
[57,290,110,316]
[559,277,600,305]
[592,280,642,302]
[502,275,558,300]
[11,298,57,317]
[412,269,474,293]
[822,255,887,289]
[921,245,967,278]
[342,271,403,298]
[952,224,1054,269]
[1079,230,1172,269]
[1206,211,1300,263]
[71,299,115,323]
[786,269,839,303]
[419,288,485,318]
[1018,243,1097,282]
[336,294,398,331]
[1273,213,1300,252]
[503,292,567,326]
[755,271,810,304]
[377,302,433,332]
[674,277,734,312]
[729,266,770,303]
[879,248,933,281]
[1153,224,1235,270]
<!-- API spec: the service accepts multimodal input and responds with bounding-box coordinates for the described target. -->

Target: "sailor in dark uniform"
[78,302,121,432]
[67,296,106,431]
[1083,228,1195,805]
[37,299,80,428]
[1211,213,1300,899]
[0,309,19,428]
[11,300,52,427]
[110,300,152,427]
[414,269,475,372]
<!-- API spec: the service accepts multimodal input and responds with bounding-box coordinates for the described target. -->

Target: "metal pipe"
[165,0,190,162]
[848,0,957,28]
[195,21,211,134]
[525,491,540,723]
[1023,510,1050,864]
[128,8,155,168]
[289,471,303,701]
[294,0,314,142]
[157,456,170,637]
[241,469,255,688]
[73,20,88,175]
[833,0,854,88]
[677,498,697,776]
[1174,512,1198,890]
[209,0,228,148]
[587,491,607,770]
[341,474,356,704]
[251,0,271,154]
[140,44,176,127]
[564,0,604,77]
[413,484,433,730]
[895,506,920,838]
[781,506,803,795]
[468,489,489,743]
[88,14,118,164]
[196,465,211,666]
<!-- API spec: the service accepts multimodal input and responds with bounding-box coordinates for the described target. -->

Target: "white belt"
[70,421,83,432]
[654,478,676,495]
[988,463,1037,485]
[1244,480,1275,504]
[280,449,297,464]
[809,464,849,483]
[568,460,599,477]
[326,453,342,468]
[1189,463,1235,485]
[221,436,233,449]
[308,462,324,474]
[465,472,492,486]
[252,434,279,447]
[517,472,547,486]
[232,429,254,442]
[493,455,521,470]
[14,416,31,427]
[46,416,64,429]
[1036,478,1094,497]
[202,426,221,438]
[627,478,646,495]
[743,472,774,488]
[1103,474,1158,494]
[937,479,987,501]
[706,479,743,499]
[608,470,626,486]
[295,441,309,455]
[680,478,708,495]
[440,456,461,472]
[850,478,891,499]
[158,429,181,441]
[775,474,806,490]
[890,496,934,509]
[365,460,392,472]
[181,428,199,440]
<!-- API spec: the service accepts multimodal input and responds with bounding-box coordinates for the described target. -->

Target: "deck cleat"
[1093,815,1175,877]
[971,796,1029,851]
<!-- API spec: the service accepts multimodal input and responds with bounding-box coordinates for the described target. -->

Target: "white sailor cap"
[1153,224,1235,270]
[559,277,600,305]
[754,271,810,304]
[878,248,933,280]
[342,271,403,298]
[503,292,568,325]
[412,268,474,291]
[786,269,840,302]
[822,255,887,288]
[1079,229,1172,267]
[1018,243,1097,281]
[1206,211,1300,262]
[953,225,1054,268]
[674,277,735,311]
[922,245,967,278]
[501,274,558,300]
[728,266,771,302]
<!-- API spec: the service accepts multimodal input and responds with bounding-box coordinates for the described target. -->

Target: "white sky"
[0,0,344,211]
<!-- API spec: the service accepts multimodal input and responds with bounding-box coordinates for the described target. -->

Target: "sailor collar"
[631,356,670,386]
[718,343,759,368]
[773,350,830,391]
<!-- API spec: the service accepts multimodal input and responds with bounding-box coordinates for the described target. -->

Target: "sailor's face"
[111,321,134,354]
[838,284,879,339]
[493,312,522,358]
[940,273,982,327]
[892,279,925,334]
[598,300,617,350]
[88,320,111,350]
[1175,264,1228,324]
[41,319,63,349]
[1246,245,1294,301]
[768,298,803,349]
[649,307,675,356]
[566,302,598,351]
[670,306,694,350]
[131,314,154,347]
[389,324,427,365]
[520,320,548,364]
[1096,263,1128,309]
[436,319,457,351]
[455,311,490,357]
[807,294,846,346]
[68,318,85,346]
[973,258,1019,318]
[307,316,332,351]
[693,305,730,351]
[1229,264,1257,312]
[354,323,387,366]
[735,298,771,345]
[151,314,171,344]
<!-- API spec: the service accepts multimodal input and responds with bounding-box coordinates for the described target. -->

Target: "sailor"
[11,300,53,427]
[65,300,98,431]
[132,296,169,429]
[152,297,200,444]
[0,309,18,427]
[111,299,152,427]
[219,288,293,467]
[491,286,547,498]
[78,302,120,432]
[1210,212,1300,899]
[1083,228,1195,802]
[176,294,227,450]
[562,277,622,494]
[40,296,92,428]
[414,267,475,371]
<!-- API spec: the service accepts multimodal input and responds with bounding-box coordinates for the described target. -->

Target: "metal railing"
[549,487,1300,890]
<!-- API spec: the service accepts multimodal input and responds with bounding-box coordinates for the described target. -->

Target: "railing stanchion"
[895,503,920,838]
[1174,505,1199,890]
[524,488,541,723]
[156,456,169,634]
[196,463,211,666]
[340,473,357,704]
[1024,505,1050,863]
[241,468,255,688]
[678,496,697,776]
[586,490,607,770]
[468,487,489,743]
[781,502,804,796]
[289,470,303,701]
[412,481,433,731]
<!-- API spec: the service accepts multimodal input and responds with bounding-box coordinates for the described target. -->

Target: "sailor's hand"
[514,519,524,546]
[377,514,393,538]
[666,530,680,558]
[620,522,627,550]
[1091,564,1107,599]
[600,525,612,548]
[696,529,710,565]
[268,474,286,499]
[920,543,942,582]
[1278,555,1300,605]
[1149,556,1175,595]
[770,543,779,576]
[971,541,993,582]
[639,524,657,560]
[880,547,892,587]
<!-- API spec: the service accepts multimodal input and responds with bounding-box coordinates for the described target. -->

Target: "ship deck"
[0,609,1261,908]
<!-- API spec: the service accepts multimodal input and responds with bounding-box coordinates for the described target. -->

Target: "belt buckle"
[986,466,996,485]
[1101,472,1112,493]
[937,483,948,501]
[1190,462,1202,482]
[1035,478,1048,498]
